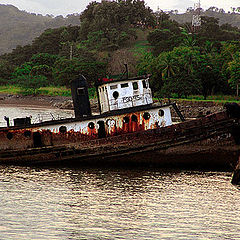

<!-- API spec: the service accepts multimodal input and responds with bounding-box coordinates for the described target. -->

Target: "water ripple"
[0,166,239,239]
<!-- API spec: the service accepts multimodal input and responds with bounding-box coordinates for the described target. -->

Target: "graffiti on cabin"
[123,95,143,103]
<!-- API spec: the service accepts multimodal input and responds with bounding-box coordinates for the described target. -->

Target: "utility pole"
[192,0,201,33]
[70,44,73,60]
[237,80,240,97]
[155,6,162,26]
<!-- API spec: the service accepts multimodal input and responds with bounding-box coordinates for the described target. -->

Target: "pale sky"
[0,0,239,16]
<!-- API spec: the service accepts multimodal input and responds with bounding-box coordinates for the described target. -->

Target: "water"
[0,166,239,240]
[0,106,240,239]
[0,106,74,127]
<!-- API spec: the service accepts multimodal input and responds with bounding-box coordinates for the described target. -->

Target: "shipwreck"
[0,74,240,169]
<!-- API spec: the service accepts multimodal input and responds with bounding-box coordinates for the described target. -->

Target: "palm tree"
[156,52,177,80]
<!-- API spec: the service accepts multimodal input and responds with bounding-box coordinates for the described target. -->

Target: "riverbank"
[0,93,71,108]
[0,93,227,118]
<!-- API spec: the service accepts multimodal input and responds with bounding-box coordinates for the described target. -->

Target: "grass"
[0,85,21,94]
[0,85,97,98]
[155,95,240,104]
[185,95,240,103]
[0,85,238,103]
[131,29,151,55]
[37,86,71,97]
[132,40,151,55]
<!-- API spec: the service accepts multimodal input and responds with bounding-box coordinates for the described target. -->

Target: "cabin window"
[110,85,118,90]
[24,130,31,138]
[123,116,129,124]
[113,91,119,99]
[77,87,85,95]
[6,132,13,140]
[142,80,147,89]
[143,112,150,120]
[131,115,138,122]
[121,83,128,88]
[88,122,95,129]
[159,109,165,117]
[59,126,67,133]
[133,82,138,90]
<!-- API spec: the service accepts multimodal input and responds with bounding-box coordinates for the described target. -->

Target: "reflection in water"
[0,166,239,239]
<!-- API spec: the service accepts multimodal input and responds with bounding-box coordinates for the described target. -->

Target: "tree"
[180,28,196,48]
[227,53,240,92]
[1,44,34,66]
[79,0,153,50]
[0,60,14,85]
[136,45,228,99]
[12,53,59,85]
[30,53,59,66]
[194,54,223,99]
[31,28,65,55]
[53,57,107,86]
[17,75,48,95]
[147,17,181,55]
[160,72,199,98]
[12,61,49,94]
[156,51,177,80]
[147,29,176,55]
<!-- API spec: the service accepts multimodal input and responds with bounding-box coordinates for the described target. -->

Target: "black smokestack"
[71,75,92,118]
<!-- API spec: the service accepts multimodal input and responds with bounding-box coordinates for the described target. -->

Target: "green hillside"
[0,4,80,54]
[0,1,240,100]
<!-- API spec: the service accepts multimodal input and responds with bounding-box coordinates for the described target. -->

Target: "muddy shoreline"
[0,93,71,108]
[0,93,226,118]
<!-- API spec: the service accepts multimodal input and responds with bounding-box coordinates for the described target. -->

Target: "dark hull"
[0,111,238,169]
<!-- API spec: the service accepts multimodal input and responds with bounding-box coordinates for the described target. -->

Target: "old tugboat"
[0,74,239,168]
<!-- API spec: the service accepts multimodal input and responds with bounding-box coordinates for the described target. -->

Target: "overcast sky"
[1,0,240,16]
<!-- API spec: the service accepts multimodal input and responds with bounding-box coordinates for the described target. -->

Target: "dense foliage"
[0,1,240,98]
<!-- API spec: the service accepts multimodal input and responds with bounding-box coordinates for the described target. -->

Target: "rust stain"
[0,111,230,151]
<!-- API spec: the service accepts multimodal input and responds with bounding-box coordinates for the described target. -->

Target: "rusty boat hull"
[0,111,238,170]
[1,75,240,169]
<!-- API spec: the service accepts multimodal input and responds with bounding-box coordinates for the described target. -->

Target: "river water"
[0,106,240,239]
[0,106,74,127]
[0,167,239,240]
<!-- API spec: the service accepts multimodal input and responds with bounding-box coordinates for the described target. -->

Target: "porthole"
[123,116,129,124]
[24,130,31,138]
[143,112,150,120]
[59,126,67,133]
[106,119,115,127]
[113,91,119,99]
[159,109,164,117]
[131,115,138,122]
[88,122,95,129]
[7,132,13,140]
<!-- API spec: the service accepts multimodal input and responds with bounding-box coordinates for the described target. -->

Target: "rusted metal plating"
[0,107,172,150]
[0,111,230,152]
